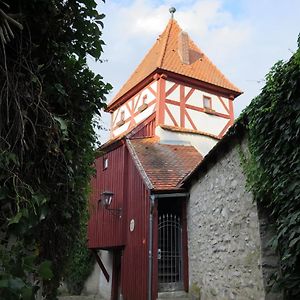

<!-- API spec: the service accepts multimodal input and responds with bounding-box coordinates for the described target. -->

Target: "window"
[103,157,108,170]
[116,110,125,127]
[203,95,212,110]
[120,110,125,121]
[143,94,147,104]
[138,95,148,112]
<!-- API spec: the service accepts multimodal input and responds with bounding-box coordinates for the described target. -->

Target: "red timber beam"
[156,74,167,126]
[91,249,110,282]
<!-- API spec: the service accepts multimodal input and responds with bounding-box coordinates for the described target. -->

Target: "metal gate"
[158,214,183,291]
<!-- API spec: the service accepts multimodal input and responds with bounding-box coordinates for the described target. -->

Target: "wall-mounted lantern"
[99,191,122,218]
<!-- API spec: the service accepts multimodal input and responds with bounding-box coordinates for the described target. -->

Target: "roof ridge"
[158,19,175,68]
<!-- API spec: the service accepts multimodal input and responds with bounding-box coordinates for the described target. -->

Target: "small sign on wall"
[129,219,135,232]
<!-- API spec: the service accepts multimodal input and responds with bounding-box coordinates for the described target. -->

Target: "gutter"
[147,191,189,300]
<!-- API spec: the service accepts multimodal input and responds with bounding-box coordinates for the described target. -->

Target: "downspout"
[147,192,189,300]
[148,194,155,300]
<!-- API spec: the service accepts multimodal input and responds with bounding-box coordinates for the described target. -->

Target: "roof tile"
[109,19,241,108]
[129,137,202,190]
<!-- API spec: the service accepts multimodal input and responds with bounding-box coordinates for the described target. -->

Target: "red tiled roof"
[127,137,202,190]
[108,19,241,109]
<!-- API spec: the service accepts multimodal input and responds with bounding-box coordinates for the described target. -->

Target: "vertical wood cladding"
[88,144,126,248]
[130,116,156,138]
[88,143,150,300]
[121,155,149,300]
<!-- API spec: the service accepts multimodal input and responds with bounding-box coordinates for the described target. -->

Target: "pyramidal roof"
[108,18,241,109]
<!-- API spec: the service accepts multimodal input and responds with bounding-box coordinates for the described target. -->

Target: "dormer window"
[203,95,212,110]
[138,94,148,112]
[116,110,125,127]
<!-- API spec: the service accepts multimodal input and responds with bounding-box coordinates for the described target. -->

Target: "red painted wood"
[229,97,234,122]
[130,116,156,138]
[121,154,150,300]
[217,96,230,114]
[185,110,197,130]
[165,104,179,127]
[165,82,179,97]
[88,145,126,248]
[218,119,232,138]
[184,87,195,103]
[112,99,156,131]
[152,201,159,300]
[180,85,185,127]
[157,77,166,126]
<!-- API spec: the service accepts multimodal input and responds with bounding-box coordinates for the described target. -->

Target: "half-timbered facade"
[88,15,241,300]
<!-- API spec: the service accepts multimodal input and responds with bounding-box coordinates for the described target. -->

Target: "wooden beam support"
[91,249,110,282]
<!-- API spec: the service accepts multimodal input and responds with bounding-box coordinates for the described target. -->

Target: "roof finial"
[169,7,176,19]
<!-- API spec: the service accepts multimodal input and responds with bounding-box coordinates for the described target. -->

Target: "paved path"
[58,296,104,300]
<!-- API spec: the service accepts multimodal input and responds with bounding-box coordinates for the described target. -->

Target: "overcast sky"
[89,0,300,143]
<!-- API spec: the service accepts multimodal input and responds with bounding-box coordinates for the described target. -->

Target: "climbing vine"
[241,35,300,298]
[0,1,111,299]
[63,204,95,295]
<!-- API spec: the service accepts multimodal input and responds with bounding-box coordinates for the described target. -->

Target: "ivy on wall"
[241,36,300,298]
[0,1,111,299]
[63,205,95,295]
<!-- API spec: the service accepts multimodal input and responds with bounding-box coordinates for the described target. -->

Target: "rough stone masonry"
[186,138,282,300]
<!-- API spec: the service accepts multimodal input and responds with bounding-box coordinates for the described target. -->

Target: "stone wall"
[187,139,276,300]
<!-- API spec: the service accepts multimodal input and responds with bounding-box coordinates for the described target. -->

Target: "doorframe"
[111,249,122,300]
[152,193,189,298]
[181,199,189,292]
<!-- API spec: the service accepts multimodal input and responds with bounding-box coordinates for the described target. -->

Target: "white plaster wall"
[163,80,231,137]
[82,263,101,295]
[165,80,175,93]
[186,108,228,135]
[165,103,180,126]
[155,126,218,156]
[187,140,266,300]
[98,250,113,300]
[134,103,156,124]
[112,82,157,137]
[112,121,130,137]
[80,250,113,299]
[167,85,180,101]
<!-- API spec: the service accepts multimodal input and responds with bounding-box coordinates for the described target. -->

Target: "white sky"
[89,0,300,143]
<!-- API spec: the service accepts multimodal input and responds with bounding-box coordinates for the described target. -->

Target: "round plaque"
[129,219,135,232]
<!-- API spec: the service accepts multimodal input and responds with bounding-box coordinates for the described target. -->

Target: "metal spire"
[169,7,176,19]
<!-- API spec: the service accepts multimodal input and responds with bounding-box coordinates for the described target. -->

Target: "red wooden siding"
[130,116,156,138]
[121,153,149,300]
[88,144,126,248]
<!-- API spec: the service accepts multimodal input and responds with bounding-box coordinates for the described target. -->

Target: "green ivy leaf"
[38,261,53,280]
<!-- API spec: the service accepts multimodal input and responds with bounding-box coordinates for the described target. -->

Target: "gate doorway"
[158,213,183,292]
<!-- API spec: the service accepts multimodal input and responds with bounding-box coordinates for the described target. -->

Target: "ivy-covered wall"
[241,35,300,298]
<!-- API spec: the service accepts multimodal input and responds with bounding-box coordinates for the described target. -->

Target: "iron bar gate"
[158,214,183,292]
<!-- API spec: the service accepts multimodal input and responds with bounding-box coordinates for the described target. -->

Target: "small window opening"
[203,95,212,110]
[120,110,125,121]
[117,110,125,127]
[103,157,108,170]
[143,94,147,104]
[138,94,148,112]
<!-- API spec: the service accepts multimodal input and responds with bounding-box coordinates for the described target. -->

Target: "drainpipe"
[147,192,189,300]
[148,194,155,300]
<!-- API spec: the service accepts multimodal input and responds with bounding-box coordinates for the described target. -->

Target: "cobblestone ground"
[58,296,104,300]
